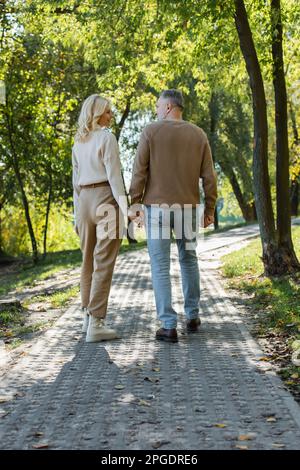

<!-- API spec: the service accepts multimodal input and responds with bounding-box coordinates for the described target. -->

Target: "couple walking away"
[72,89,217,344]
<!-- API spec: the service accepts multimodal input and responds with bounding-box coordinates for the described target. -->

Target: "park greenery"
[0,0,299,276]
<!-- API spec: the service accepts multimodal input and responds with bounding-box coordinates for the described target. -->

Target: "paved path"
[1,224,300,450]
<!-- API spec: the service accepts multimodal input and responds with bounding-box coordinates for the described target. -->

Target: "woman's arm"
[72,147,80,231]
[102,132,128,217]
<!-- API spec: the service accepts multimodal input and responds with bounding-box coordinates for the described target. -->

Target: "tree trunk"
[0,201,3,254]
[43,170,53,257]
[271,0,299,271]
[289,101,299,216]
[227,167,257,222]
[234,0,278,275]
[209,92,219,230]
[14,164,38,263]
[5,110,38,263]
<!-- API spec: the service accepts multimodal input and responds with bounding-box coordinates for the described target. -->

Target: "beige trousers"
[77,186,123,318]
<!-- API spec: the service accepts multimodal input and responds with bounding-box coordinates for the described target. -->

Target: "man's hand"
[128,209,144,228]
[203,214,214,228]
[128,204,143,222]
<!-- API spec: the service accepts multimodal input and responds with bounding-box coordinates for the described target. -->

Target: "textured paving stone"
[0,243,300,450]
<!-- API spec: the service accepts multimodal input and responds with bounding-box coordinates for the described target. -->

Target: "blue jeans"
[145,205,200,329]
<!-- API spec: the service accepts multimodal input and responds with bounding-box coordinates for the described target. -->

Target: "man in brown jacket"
[129,89,217,343]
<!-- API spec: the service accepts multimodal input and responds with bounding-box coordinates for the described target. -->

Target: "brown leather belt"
[80,181,110,189]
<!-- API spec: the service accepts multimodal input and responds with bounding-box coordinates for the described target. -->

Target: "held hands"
[128,207,144,227]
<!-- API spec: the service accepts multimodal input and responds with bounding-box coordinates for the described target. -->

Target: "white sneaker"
[81,309,89,333]
[86,316,120,343]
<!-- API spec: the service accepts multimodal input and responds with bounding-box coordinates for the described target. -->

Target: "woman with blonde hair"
[72,94,127,342]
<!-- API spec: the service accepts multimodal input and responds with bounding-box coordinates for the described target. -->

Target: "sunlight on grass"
[24,285,80,309]
[221,226,300,332]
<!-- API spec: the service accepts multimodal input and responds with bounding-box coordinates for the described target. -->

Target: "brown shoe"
[156,328,178,343]
[186,318,201,333]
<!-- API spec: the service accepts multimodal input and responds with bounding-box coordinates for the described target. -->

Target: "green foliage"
[0,202,79,255]
[0,0,299,257]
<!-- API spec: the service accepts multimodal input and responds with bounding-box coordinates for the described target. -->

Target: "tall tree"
[271,0,299,271]
[234,0,281,275]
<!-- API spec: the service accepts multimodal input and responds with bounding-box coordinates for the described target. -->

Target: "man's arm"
[200,139,217,218]
[129,130,150,206]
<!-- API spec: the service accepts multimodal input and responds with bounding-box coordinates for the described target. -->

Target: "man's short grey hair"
[160,89,184,110]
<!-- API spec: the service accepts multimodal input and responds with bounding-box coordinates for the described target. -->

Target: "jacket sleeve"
[72,147,80,225]
[200,138,218,217]
[102,132,128,217]
[129,130,150,205]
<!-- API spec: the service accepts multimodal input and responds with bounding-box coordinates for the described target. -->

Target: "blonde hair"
[75,94,110,142]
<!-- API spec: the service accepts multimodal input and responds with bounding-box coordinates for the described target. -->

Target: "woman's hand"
[128,208,139,221]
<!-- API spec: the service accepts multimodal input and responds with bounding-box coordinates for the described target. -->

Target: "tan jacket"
[129,119,217,216]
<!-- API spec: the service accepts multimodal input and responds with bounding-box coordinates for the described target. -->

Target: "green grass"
[203,221,255,238]
[0,307,23,326]
[23,285,80,309]
[6,338,24,350]
[1,319,56,347]
[0,237,147,299]
[14,321,53,336]
[0,249,82,297]
[221,226,300,332]
[221,237,264,278]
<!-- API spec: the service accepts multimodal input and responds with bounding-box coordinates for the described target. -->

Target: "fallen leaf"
[144,377,159,384]
[0,395,14,403]
[272,443,286,448]
[213,423,227,428]
[152,367,160,372]
[138,399,151,407]
[151,440,170,449]
[266,417,277,423]
[238,434,254,441]
[259,357,271,362]
[114,385,125,390]
[236,445,249,450]
[291,373,299,379]
[32,442,49,449]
